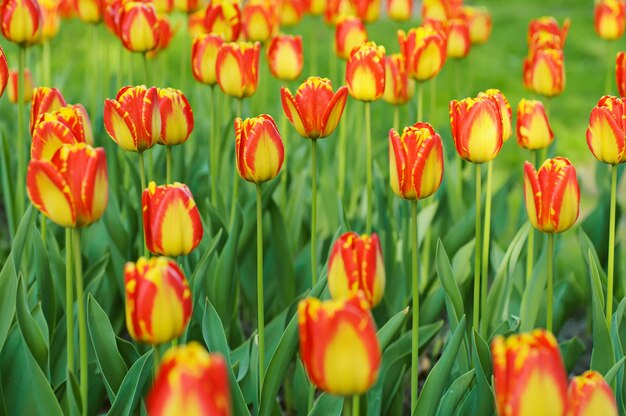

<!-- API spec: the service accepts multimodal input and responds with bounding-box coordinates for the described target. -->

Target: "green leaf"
[519,245,547,332]
[0,253,17,352]
[587,250,614,374]
[0,129,16,238]
[31,227,57,331]
[469,330,494,415]
[605,357,626,384]
[15,276,48,375]
[377,307,409,350]
[107,351,153,416]
[12,205,35,271]
[560,337,586,374]
[309,393,343,415]
[435,239,464,331]
[212,215,241,329]
[436,369,475,415]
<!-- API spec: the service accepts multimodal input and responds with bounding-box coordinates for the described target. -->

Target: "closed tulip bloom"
[346,41,385,102]
[298,294,381,395]
[478,89,512,141]
[335,16,368,60]
[103,0,122,36]
[104,85,160,152]
[524,157,579,233]
[27,142,108,228]
[586,95,626,164]
[153,0,173,14]
[0,0,41,45]
[449,96,503,163]
[528,16,570,48]
[617,51,626,97]
[491,330,568,416]
[124,257,192,345]
[566,371,618,416]
[267,34,303,81]
[216,41,260,98]
[40,0,60,40]
[118,1,160,53]
[148,16,175,58]
[523,48,565,98]
[29,87,66,135]
[242,0,277,42]
[516,99,554,150]
[595,0,625,40]
[463,6,492,45]
[350,0,380,23]
[74,0,104,23]
[31,106,89,160]
[398,26,447,82]
[7,68,33,103]
[446,17,471,59]
[421,0,447,21]
[387,0,412,21]
[191,34,224,85]
[147,342,232,416]
[280,0,305,27]
[307,0,325,15]
[389,122,444,200]
[204,0,241,42]
[328,232,385,307]
[235,114,284,183]
[158,88,194,146]
[382,53,414,105]
[324,0,352,25]
[143,181,203,256]
[173,0,199,14]
[0,46,7,98]
[281,76,349,139]
[71,104,94,145]
[188,9,206,37]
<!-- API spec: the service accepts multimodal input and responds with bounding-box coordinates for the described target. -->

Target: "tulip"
[328,232,386,307]
[58,0,74,18]
[74,0,104,23]
[242,0,277,42]
[29,87,66,135]
[0,0,42,45]
[153,0,173,14]
[595,0,625,40]
[40,0,60,40]
[298,294,381,396]
[491,329,568,416]
[31,106,90,160]
[335,16,368,60]
[463,6,492,45]
[324,0,352,25]
[142,181,203,257]
[72,104,94,145]
[280,0,305,27]
[27,142,108,228]
[586,95,626,164]
[0,46,6,98]
[267,34,303,81]
[478,89,512,141]
[421,0,447,21]
[148,16,175,58]
[523,48,565,98]
[528,16,570,48]
[103,0,122,36]
[345,41,385,102]
[350,0,380,23]
[398,26,447,82]
[307,0,325,15]
[566,371,618,416]
[235,115,284,184]
[118,1,160,53]
[158,88,194,147]
[446,17,471,59]
[617,51,626,97]
[387,0,412,21]
[382,53,414,106]
[204,0,241,42]
[104,85,161,152]
[173,0,199,14]
[215,41,260,99]
[516,99,554,150]
[124,257,192,345]
[147,342,232,416]
[7,68,33,103]
[188,9,206,37]
[191,33,224,86]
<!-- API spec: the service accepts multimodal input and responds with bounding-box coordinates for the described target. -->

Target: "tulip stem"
[65,229,74,377]
[43,40,50,87]
[229,99,243,230]
[152,345,160,376]
[41,215,47,248]
[311,139,318,287]
[139,152,148,257]
[430,77,437,124]
[166,146,172,184]
[210,85,218,205]
[526,151,538,284]
[393,106,400,131]
[547,233,554,332]
[16,45,26,219]
[352,395,360,416]
[73,228,88,416]
[338,109,347,199]
[480,161,493,336]
[410,200,420,413]
[417,82,423,121]
[142,52,150,85]
[473,164,482,331]
[606,42,613,95]
[607,164,617,328]
[256,183,265,391]
[365,103,373,233]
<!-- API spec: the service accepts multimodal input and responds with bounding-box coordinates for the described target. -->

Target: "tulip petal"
[320,86,349,137]
[586,106,625,165]
[281,87,309,137]
[523,162,541,231]
[388,128,406,198]
[104,99,138,151]
[31,120,77,161]
[26,160,76,227]
[243,116,284,183]
[81,148,108,226]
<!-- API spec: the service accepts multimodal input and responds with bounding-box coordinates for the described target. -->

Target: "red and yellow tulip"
[147,342,232,416]
[346,41,385,102]
[104,85,161,152]
[157,88,194,147]
[242,0,277,42]
[74,0,104,24]
[267,34,303,81]
[148,16,175,58]
[153,0,173,15]
[0,46,6,98]
[173,0,200,14]
[398,26,447,82]
[478,89,512,141]
[204,0,241,42]
[528,16,570,49]
[235,114,284,184]
[281,76,349,139]
[8,68,33,103]
[491,330,568,416]
[29,87,66,135]
[350,0,380,23]
[462,6,492,45]
[334,16,367,60]
[523,48,565,98]
[516,99,554,150]
[118,1,160,53]
[307,0,325,15]
[26,142,108,228]
[386,0,412,21]
[279,0,305,27]
[31,106,90,160]
[191,34,224,86]
[40,0,60,40]
[446,17,471,59]
[382,53,414,105]
[215,41,260,99]
[421,0,448,21]
[124,257,192,345]
[324,0,353,25]
[142,182,204,256]
[566,371,618,416]
[0,0,42,45]
[617,51,626,97]
[594,0,625,41]
[188,9,206,37]
[523,157,580,233]
[586,95,626,165]
[298,294,381,395]
[328,232,385,307]
[389,122,444,200]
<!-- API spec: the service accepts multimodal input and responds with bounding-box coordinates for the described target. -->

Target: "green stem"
[90,26,98,120]
[352,395,360,416]
[41,215,47,248]
[338,110,347,199]
[430,76,437,123]
[547,233,554,332]
[393,106,399,131]
[606,42,613,95]
[229,99,243,230]
[307,382,315,412]
[43,40,50,86]
[142,52,150,85]
[166,146,172,183]
[607,164,617,328]
[526,151,538,284]
[256,184,265,390]
[473,164,482,331]
[417,82,423,121]
[152,344,160,376]
[210,85,218,205]
[65,229,74,377]
[311,139,318,287]
[73,228,87,416]
[138,152,148,257]
[16,46,25,218]
[410,200,419,412]
[365,102,373,233]
[480,161,493,336]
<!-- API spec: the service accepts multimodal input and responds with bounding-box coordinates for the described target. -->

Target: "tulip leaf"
[0,253,17,353]
[377,307,409,350]
[559,337,586,374]
[605,357,626,385]
[468,330,494,415]
[309,393,343,415]
[31,227,57,332]
[587,250,615,374]
[436,369,476,415]
[435,239,464,331]
[12,205,35,273]
[0,130,16,238]
[107,350,153,416]
[15,276,49,376]
[519,243,547,332]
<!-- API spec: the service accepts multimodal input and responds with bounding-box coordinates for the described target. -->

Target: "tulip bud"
[524,157,579,233]
[389,122,444,200]
[350,0,380,23]
[191,34,224,86]
[8,68,33,104]
[346,41,385,102]
[0,46,7,98]
[235,114,284,183]
[618,51,626,97]
[188,9,206,37]
[382,53,414,105]
[586,95,626,165]
[118,1,160,53]
[492,330,568,416]
[153,0,173,14]
[147,342,232,416]
[595,0,625,40]
[281,76,349,139]
[566,371,618,416]
[147,16,175,58]
[71,104,93,145]
[103,0,122,36]
[30,87,66,135]
[523,48,565,98]
[324,0,353,26]
[516,99,554,150]
[31,106,90,160]
[446,18,471,59]
[449,95,503,163]
[27,143,108,228]
[398,26,447,82]
[204,0,241,42]
[173,0,199,14]
[215,41,260,99]
[386,0,412,21]
[142,181,204,256]
[308,0,325,15]
[40,0,60,40]
[124,257,192,345]
[335,16,367,60]
[528,16,570,48]
[478,89,512,141]
[0,0,42,45]
[267,34,303,81]
[298,294,381,395]
[421,0,447,21]
[463,6,492,45]
[157,88,194,146]
[280,0,305,27]
[104,85,161,152]
[242,0,277,42]
[328,232,385,307]
[74,0,104,23]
